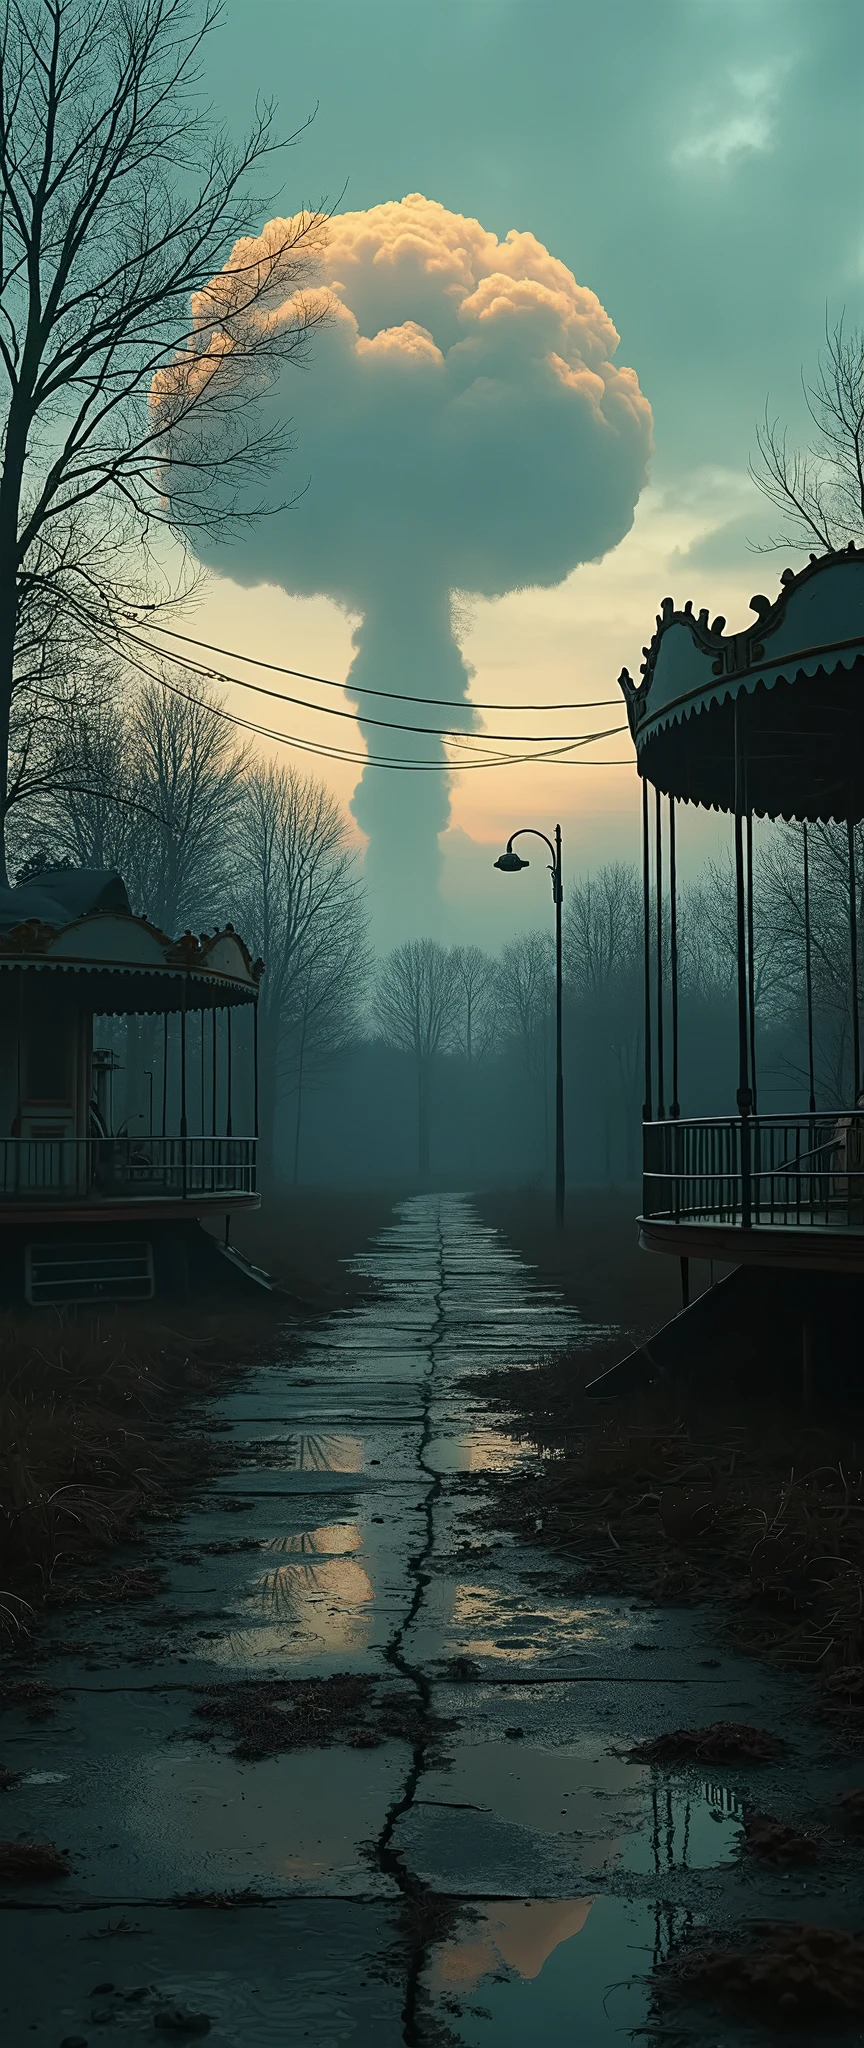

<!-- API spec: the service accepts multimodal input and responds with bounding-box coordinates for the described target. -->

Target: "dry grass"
[0,1310,264,1621]
[485,1349,864,1722]
[656,1922,864,2029]
[230,1187,402,1305]
[472,1188,693,1333]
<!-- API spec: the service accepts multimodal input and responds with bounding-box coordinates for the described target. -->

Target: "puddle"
[424,1430,528,1473]
[124,1747,407,1892]
[427,1895,681,2042]
[249,1433,365,1472]
[260,1524,364,1556]
[436,1581,626,1660]
[414,1743,741,1873]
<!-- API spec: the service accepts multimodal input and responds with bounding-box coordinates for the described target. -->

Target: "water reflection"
[258,1556,374,1621]
[263,1433,365,1472]
[426,1895,680,2044]
[261,1523,364,1556]
[445,1581,620,1659]
[433,1899,595,1990]
[424,1431,524,1474]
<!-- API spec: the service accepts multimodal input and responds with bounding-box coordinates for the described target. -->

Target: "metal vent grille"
[25,1240,154,1307]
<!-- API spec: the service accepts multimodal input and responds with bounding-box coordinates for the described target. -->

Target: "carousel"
[597,544,864,1390]
[0,867,262,1305]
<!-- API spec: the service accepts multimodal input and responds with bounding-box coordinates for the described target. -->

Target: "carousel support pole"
[802,825,816,1114]
[669,797,680,1119]
[211,1007,218,1134]
[654,785,665,1121]
[734,700,752,1228]
[253,999,259,1196]
[211,1004,217,1194]
[668,795,681,1227]
[641,776,653,1215]
[848,821,860,1102]
[161,1012,168,1139]
[180,977,188,1200]
[746,811,758,1114]
[225,1006,233,1247]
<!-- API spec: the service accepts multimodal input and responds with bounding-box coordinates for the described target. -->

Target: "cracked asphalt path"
[2,1194,862,2046]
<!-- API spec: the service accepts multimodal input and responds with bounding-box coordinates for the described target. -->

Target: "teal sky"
[194,0,864,944]
[205,0,862,484]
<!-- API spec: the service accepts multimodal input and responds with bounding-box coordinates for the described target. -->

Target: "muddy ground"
[1,1194,862,2046]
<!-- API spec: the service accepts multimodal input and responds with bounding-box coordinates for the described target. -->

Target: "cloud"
[174,195,652,937]
[672,62,788,170]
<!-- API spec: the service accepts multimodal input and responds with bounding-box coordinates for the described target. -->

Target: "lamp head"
[494,850,530,873]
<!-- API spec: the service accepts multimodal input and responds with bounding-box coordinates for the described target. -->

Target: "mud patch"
[626,1721,785,1765]
[191,1674,443,1760]
[741,1810,824,1866]
[0,1836,70,1880]
[656,1921,864,2029]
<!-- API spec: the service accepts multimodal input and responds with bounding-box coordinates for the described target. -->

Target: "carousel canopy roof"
[0,869,261,1013]
[619,546,864,820]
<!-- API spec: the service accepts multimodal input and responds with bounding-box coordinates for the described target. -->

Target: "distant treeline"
[15,673,864,1186]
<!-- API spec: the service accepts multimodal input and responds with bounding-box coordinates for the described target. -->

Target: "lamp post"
[494,824,565,1228]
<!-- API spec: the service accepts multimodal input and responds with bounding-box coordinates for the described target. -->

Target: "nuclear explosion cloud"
[177,196,653,936]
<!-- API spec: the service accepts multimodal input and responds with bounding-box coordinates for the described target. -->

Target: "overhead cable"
[105,629,632,771]
[126,616,621,713]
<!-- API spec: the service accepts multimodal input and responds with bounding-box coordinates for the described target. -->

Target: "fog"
[16,678,857,1194]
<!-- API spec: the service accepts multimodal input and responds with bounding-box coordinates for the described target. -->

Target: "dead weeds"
[0,1679,59,1718]
[0,1310,263,1624]
[485,1351,864,1723]
[0,1837,70,1880]
[627,1721,785,1765]
[740,1811,824,1865]
[192,1675,440,1760]
[656,1921,864,2028]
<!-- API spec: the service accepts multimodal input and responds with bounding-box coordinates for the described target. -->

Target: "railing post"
[740,1111,752,1229]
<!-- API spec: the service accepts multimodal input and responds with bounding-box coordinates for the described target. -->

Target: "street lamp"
[494,824,565,1228]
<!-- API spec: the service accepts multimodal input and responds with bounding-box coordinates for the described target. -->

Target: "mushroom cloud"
[180,196,653,938]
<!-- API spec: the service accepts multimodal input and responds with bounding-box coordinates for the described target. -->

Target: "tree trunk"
[257,1024,279,1187]
[0,580,18,889]
[417,1061,430,1177]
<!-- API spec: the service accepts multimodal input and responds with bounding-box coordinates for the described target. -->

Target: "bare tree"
[124,676,244,931]
[450,944,498,1064]
[233,763,367,1184]
[564,864,642,1179]
[758,822,864,1104]
[681,855,790,1021]
[0,0,327,880]
[19,667,243,930]
[496,930,554,1170]
[751,316,864,553]
[375,940,459,1176]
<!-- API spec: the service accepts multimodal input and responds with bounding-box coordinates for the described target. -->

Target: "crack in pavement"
[372,1208,454,2048]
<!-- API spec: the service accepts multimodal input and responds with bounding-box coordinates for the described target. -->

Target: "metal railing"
[643,1113,864,1229]
[0,1136,257,1202]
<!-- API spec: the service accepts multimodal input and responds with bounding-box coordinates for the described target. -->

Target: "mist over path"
[2,1197,838,2042]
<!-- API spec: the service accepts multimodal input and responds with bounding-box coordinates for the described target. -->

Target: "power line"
[116,618,612,742]
[105,628,632,771]
[127,616,621,713]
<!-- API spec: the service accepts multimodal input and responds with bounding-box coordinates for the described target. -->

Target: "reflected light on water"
[424,1431,523,1474]
[258,1556,375,1620]
[261,1523,364,1556]
[447,1581,616,1659]
[433,1899,595,1991]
